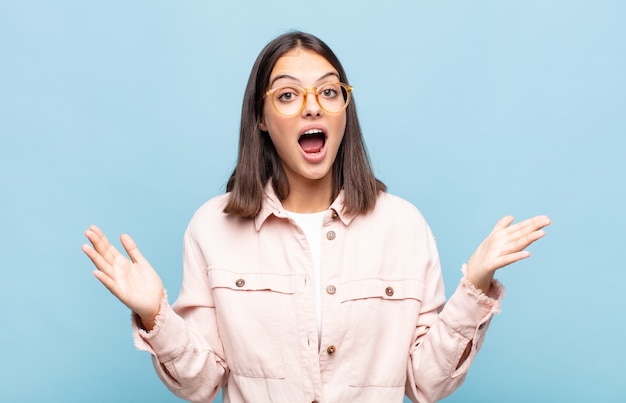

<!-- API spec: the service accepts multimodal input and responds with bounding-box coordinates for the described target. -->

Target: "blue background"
[1,1,625,402]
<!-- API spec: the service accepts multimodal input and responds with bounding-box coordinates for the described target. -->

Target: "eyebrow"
[269,71,340,88]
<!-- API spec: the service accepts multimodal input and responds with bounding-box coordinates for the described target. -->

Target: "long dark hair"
[224,31,385,218]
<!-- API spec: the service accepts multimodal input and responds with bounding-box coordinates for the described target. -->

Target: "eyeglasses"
[265,82,353,116]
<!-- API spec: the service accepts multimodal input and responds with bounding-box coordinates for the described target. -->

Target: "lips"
[298,129,326,153]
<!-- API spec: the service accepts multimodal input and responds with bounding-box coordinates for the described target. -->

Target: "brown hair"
[224,31,386,218]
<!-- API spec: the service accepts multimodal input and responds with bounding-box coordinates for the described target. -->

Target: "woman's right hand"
[82,225,164,331]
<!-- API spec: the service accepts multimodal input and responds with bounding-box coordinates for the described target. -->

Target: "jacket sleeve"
[405,228,505,403]
[131,226,227,403]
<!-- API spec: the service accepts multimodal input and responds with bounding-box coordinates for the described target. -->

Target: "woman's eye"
[320,87,338,98]
[277,89,299,102]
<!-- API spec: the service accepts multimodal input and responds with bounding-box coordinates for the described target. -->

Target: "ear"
[259,119,267,132]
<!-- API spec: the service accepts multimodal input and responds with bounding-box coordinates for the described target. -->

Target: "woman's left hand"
[466,215,552,293]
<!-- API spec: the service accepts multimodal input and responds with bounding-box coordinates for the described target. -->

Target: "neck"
[282,176,333,213]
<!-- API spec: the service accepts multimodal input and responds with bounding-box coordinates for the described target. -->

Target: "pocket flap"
[338,278,425,302]
[207,268,305,295]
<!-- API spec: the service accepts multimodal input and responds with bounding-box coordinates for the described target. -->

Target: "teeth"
[303,129,324,135]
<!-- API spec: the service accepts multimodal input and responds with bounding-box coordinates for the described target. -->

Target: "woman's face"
[260,48,347,188]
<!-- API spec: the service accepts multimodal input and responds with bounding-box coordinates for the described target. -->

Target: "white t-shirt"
[286,210,325,337]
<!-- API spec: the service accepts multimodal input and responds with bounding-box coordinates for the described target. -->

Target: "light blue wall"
[1,1,624,402]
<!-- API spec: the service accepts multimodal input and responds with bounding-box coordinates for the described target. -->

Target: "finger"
[500,217,547,245]
[490,215,515,235]
[120,233,146,264]
[506,229,546,254]
[511,215,552,235]
[506,216,551,245]
[82,243,113,274]
[92,269,123,300]
[84,225,119,265]
[494,250,531,270]
[531,215,552,230]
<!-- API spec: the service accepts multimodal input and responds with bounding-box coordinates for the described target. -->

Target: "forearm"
[133,295,227,402]
[406,278,504,402]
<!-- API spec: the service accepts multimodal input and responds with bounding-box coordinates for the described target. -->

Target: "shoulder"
[350,192,439,257]
[373,192,428,224]
[187,193,233,230]
[195,192,230,214]
[347,191,432,236]
[366,191,436,241]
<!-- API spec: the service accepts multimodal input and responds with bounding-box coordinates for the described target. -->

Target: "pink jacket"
[134,187,504,403]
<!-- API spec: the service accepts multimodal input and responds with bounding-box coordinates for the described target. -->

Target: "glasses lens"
[272,86,304,116]
[317,83,350,113]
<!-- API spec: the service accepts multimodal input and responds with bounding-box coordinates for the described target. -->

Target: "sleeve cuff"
[131,290,190,362]
[439,265,506,340]
[460,263,505,315]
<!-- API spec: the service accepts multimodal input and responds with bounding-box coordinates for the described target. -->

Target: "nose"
[301,89,322,117]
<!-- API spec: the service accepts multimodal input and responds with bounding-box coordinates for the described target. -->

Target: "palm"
[82,225,163,322]
[466,215,552,292]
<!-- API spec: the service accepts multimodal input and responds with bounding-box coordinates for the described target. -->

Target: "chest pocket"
[338,278,425,302]
[338,278,425,388]
[207,268,305,379]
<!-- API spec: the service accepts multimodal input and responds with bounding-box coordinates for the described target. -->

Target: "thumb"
[120,234,146,264]
[490,215,515,235]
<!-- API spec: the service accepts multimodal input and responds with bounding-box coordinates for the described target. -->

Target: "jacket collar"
[254,182,356,231]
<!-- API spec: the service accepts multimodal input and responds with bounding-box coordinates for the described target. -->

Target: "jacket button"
[326,345,336,355]
[385,286,394,297]
[235,279,245,288]
[326,285,336,295]
[331,210,338,219]
[326,231,336,240]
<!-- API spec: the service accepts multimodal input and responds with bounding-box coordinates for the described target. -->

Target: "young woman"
[83,31,551,403]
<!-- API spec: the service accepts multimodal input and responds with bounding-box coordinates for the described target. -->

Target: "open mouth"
[298,129,326,153]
